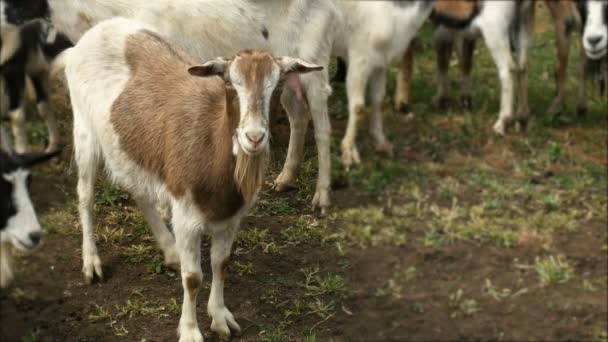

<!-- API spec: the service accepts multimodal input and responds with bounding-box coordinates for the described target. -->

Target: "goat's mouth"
[12,237,41,252]
[585,46,607,60]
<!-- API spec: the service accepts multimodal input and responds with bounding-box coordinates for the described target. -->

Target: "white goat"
[65,17,322,341]
[333,1,434,169]
[5,0,341,210]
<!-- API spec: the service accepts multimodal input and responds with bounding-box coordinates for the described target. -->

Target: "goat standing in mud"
[65,18,322,341]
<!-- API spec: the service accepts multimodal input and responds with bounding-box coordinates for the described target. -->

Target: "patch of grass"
[233,261,256,276]
[594,329,608,342]
[122,244,154,263]
[448,289,481,318]
[301,267,349,299]
[332,206,407,248]
[20,328,41,342]
[482,279,512,302]
[259,326,291,342]
[238,227,280,254]
[281,215,326,246]
[535,255,575,287]
[144,255,167,275]
[376,266,418,299]
[96,181,130,207]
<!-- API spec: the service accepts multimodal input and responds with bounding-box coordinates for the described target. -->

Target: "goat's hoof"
[209,306,241,341]
[83,254,103,284]
[460,95,473,111]
[576,106,587,118]
[375,141,394,158]
[515,118,528,133]
[492,120,506,136]
[312,187,330,212]
[178,327,204,342]
[433,95,450,111]
[273,171,295,192]
[341,146,361,171]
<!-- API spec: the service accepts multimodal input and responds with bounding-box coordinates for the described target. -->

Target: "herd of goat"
[1,0,606,341]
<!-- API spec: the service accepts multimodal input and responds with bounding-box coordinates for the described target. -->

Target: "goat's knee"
[184,271,203,299]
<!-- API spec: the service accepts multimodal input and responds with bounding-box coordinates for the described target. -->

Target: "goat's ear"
[188,58,229,78]
[276,57,324,75]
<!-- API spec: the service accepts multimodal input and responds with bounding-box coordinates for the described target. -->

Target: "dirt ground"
[1,4,607,342]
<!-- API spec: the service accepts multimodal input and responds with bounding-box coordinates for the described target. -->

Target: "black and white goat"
[362,1,534,135]
[65,18,322,341]
[1,1,72,153]
[1,125,61,288]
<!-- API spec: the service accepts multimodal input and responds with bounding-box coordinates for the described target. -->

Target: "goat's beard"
[234,145,269,204]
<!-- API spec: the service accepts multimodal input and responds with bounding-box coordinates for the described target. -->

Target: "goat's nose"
[29,232,42,245]
[246,131,266,146]
[587,35,602,47]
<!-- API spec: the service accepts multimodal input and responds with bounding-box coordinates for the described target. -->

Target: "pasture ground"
[1,4,607,341]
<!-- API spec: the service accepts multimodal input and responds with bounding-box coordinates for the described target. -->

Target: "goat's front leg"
[368,70,393,157]
[304,71,333,210]
[0,242,14,288]
[274,87,310,192]
[207,220,241,340]
[31,76,60,152]
[394,44,415,115]
[341,59,372,171]
[433,27,455,110]
[459,37,477,111]
[547,4,572,116]
[576,50,589,117]
[173,207,204,342]
[514,3,535,132]
[135,196,179,269]
[480,23,516,135]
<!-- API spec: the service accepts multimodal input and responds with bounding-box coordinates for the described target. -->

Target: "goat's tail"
[47,47,73,115]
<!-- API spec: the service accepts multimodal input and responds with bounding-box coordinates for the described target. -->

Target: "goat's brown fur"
[433,0,480,21]
[111,31,269,223]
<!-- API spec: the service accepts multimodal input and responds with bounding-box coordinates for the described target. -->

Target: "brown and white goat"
[65,18,322,341]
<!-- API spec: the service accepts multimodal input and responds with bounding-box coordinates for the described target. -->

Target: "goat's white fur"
[333,1,433,169]
[582,0,608,60]
[47,0,340,209]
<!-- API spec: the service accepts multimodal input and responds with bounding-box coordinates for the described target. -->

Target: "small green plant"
[448,289,480,318]
[233,261,256,275]
[542,194,560,212]
[548,141,563,163]
[535,255,575,286]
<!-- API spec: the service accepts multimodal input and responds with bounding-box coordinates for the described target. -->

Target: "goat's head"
[188,49,323,156]
[579,0,608,60]
[0,0,49,27]
[1,149,60,252]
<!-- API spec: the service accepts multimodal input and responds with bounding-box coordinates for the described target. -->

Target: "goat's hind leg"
[368,70,393,157]
[273,86,310,192]
[207,220,241,340]
[74,114,102,284]
[6,70,28,153]
[32,75,60,152]
[135,196,179,269]
[341,59,372,171]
